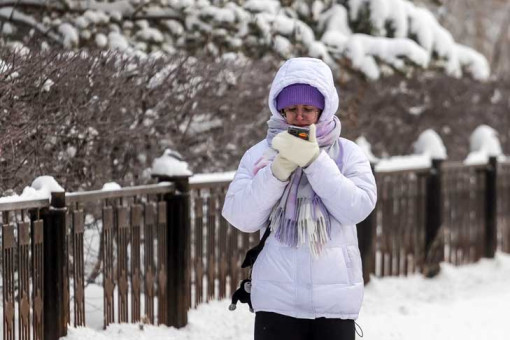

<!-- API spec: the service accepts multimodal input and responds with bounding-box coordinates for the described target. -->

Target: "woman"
[222,57,377,340]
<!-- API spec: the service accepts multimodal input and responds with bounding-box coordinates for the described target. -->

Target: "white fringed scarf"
[253,116,343,257]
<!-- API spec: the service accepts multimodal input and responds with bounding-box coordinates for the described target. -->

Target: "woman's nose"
[295,109,306,117]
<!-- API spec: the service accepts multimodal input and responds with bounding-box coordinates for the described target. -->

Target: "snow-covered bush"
[0,0,491,80]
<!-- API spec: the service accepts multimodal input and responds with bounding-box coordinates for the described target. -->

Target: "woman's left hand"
[272,124,320,167]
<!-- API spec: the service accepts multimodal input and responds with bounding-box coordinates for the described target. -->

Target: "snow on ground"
[63,252,510,340]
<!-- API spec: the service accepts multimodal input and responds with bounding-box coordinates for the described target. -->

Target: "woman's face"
[282,105,321,127]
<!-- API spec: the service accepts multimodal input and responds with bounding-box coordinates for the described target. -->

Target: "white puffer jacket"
[222,58,377,320]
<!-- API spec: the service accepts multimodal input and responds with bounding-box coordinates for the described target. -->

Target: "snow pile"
[151,149,193,177]
[375,129,446,172]
[2,22,14,35]
[60,252,510,340]
[58,23,79,48]
[375,154,431,172]
[0,176,64,204]
[465,125,505,165]
[413,129,447,160]
[101,182,122,191]
[190,171,236,184]
[30,176,65,195]
[108,31,130,51]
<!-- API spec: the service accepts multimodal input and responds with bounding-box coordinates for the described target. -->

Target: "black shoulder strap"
[260,227,271,245]
[241,227,271,268]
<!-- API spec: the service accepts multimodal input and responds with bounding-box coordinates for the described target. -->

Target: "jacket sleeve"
[303,143,377,226]
[222,148,288,233]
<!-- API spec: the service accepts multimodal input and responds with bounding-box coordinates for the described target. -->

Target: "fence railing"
[63,182,178,331]
[369,166,428,278]
[188,181,259,308]
[1,199,47,340]
[1,157,509,339]
[188,156,510,304]
[0,180,188,340]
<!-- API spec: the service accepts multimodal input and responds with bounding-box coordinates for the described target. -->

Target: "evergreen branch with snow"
[0,7,63,44]
[0,0,492,80]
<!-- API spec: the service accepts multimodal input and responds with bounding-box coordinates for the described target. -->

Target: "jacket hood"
[268,57,339,123]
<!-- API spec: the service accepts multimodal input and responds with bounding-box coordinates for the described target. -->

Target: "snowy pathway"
[64,253,510,340]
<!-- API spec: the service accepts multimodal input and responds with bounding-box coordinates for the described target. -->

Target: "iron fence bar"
[157,175,191,328]
[190,180,232,190]
[374,166,431,175]
[3,222,16,340]
[157,201,168,324]
[18,221,31,340]
[0,199,49,211]
[131,204,143,323]
[116,206,130,323]
[65,183,175,203]
[72,209,86,326]
[485,156,497,258]
[441,161,488,170]
[143,202,156,324]
[102,206,115,328]
[43,191,68,340]
[32,219,44,340]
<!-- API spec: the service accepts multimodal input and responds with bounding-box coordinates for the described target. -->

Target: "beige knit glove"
[271,154,298,181]
[272,124,320,167]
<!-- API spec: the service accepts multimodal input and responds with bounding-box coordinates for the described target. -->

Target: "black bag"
[228,227,271,312]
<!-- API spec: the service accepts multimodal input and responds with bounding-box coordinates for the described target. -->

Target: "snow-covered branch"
[0,0,492,80]
[0,7,62,44]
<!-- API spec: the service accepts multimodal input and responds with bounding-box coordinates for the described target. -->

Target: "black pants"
[255,312,355,340]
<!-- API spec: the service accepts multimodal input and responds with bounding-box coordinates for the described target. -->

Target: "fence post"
[485,156,498,258]
[41,191,68,340]
[423,158,443,278]
[357,163,376,284]
[153,174,191,328]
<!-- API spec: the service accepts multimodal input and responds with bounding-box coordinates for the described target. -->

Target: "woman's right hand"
[272,124,319,167]
[271,154,298,181]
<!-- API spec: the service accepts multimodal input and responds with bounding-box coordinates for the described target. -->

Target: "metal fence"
[63,183,176,330]
[188,181,259,308]
[372,167,428,277]
[0,181,187,340]
[1,199,47,340]
[188,157,510,294]
[441,162,487,265]
[1,157,510,340]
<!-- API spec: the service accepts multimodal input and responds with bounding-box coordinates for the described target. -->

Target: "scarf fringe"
[270,198,331,257]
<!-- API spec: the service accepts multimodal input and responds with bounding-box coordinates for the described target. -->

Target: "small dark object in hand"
[288,126,310,140]
[230,228,270,313]
[229,279,253,312]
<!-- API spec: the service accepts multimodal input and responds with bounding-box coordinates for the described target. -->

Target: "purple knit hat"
[276,83,325,111]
